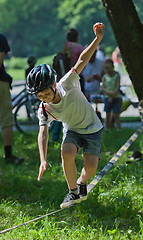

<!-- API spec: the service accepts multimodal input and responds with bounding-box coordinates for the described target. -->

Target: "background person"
[25,55,37,78]
[96,45,105,63]
[82,49,103,103]
[82,49,104,122]
[102,58,121,131]
[112,47,124,76]
[63,28,85,94]
[0,34,24,164]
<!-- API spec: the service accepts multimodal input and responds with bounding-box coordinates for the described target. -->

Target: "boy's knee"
[61,144,77,160]
[62,150,72,159]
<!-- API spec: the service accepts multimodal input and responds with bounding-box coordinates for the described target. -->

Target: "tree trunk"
[101,0,143,101]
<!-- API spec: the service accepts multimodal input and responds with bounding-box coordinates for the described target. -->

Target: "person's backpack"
[53,52,71,82]
[53,43,77,82]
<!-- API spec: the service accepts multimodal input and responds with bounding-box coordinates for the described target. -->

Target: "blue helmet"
[26,64,57,94]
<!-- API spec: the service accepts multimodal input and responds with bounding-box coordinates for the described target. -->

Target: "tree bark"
[101,0,143,101]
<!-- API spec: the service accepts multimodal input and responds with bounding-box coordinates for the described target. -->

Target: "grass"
[101,116,141,123]
[0,128,143,239]
[7,69,25,81]
[5,55,55,81]
[120,116,141,122]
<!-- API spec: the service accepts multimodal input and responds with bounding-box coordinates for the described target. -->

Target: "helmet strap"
[50,87,57,101]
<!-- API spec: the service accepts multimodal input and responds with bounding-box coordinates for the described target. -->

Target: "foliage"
[57,0,114,52]
[0,0,142,57]
[0,0,64,57]
[0,128,143,239]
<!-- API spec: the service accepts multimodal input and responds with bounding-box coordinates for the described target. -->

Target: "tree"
[101,0,143,101]
[0,0,65,57]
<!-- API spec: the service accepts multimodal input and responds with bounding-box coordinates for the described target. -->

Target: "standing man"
[0,34,24,164]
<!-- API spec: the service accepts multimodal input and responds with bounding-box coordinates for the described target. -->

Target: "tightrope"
[0,124,143,235]
[87,124,143,193]
[0,207,72,234]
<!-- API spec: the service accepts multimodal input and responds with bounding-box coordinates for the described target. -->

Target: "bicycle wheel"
[14,98,40,133]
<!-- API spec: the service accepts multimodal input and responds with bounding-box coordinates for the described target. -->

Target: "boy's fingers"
[37,171,42,181]
[94,22,105,29]
[37,166,46,181]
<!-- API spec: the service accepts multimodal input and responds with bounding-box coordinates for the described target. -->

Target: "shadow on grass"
[0,128,142,236]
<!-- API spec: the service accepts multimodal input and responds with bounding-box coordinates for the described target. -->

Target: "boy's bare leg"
[80,153,99,183]
[61,143,78,190]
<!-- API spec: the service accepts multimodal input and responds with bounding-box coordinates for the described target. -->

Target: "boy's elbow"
[74,59,86,75]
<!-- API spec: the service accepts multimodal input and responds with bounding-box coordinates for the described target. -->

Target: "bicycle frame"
[12,85,37,112]
[12,83,40,133]
[12,87,28,110]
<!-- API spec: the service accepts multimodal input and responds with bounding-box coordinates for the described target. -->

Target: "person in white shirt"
[82,49,103,102]
[26,22,104,209]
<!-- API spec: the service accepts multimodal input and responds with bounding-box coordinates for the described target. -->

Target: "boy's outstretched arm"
[38,125,48,181]
[74,22,104,75]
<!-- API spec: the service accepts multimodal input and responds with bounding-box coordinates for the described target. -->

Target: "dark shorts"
[104,97,121,113]
[62,129,102,158]
[0,82,14,128]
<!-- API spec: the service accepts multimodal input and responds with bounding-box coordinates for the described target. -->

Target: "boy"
[102,58,121,131]
[27,22,104,208]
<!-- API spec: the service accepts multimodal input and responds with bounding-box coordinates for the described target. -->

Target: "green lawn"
[0,128,143,239]
[7,69,25,81]
[5,55,55,81]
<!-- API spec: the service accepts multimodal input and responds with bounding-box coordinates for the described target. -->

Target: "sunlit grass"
[7,69,25,81]
[5,55,55,81]
[0,128,143,239]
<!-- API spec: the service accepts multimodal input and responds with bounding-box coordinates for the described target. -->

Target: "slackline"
[87,124,143,193]
[0,124,143,235]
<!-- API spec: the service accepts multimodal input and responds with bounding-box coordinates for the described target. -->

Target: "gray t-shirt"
[38,68,103,134]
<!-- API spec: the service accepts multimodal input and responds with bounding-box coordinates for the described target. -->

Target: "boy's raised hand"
[74,22,104,75]
[93,22,105,39]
